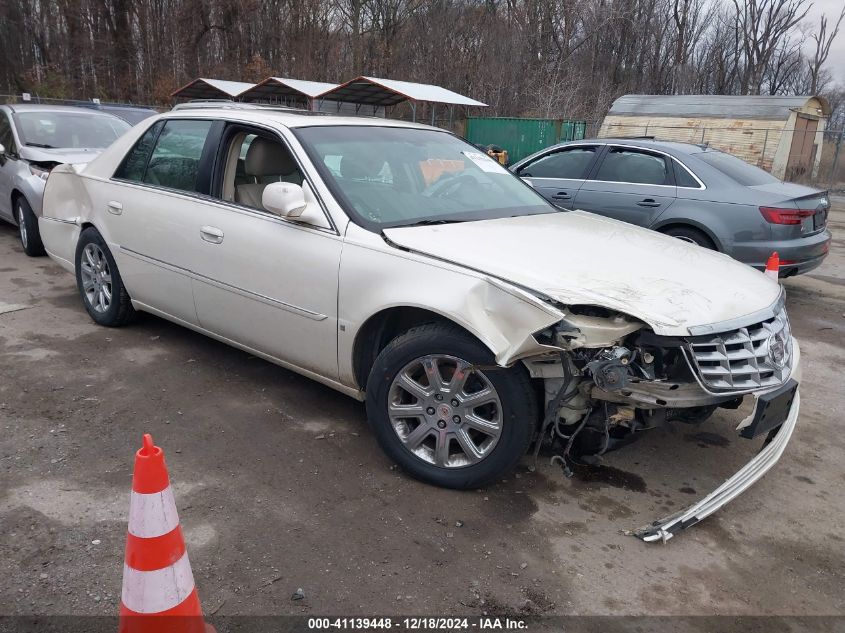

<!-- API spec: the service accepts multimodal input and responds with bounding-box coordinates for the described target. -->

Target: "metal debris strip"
[632,390,801,543]
[0,302,31,315]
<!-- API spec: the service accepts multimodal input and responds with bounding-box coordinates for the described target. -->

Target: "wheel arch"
[352,306,494,391]
[10,188,26,222]
[653,219,722,251]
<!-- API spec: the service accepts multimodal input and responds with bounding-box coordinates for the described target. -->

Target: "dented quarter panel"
[337,223,565,389]
[383,211,781,336]
[38,164,92,271]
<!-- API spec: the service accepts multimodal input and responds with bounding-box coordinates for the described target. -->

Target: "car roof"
[164,103,439,131]
[560,137,707,155]
[2,103,125,118]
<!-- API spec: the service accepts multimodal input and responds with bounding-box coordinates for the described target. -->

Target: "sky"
[804,0,845,85]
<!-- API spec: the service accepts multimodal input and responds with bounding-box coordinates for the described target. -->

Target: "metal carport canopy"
[171,78,256,100]
[238,77,338,101]
[316,76,487,107]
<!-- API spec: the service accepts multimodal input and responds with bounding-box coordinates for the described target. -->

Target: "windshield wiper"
[25,142,56,148]
[399,218,469,227]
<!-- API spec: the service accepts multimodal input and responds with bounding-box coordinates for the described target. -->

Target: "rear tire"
[662,226,716,250]
[365,323,537,489]
[75,227,135,327]
[16,197,45,257]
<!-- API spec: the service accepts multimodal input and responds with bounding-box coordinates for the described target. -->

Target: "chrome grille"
[685,308,792,393]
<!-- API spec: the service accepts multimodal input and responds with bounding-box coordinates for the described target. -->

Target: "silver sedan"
[511,138,832,277]
[0,104,130,255]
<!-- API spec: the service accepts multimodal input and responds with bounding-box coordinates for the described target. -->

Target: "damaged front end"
[524,295,800,542]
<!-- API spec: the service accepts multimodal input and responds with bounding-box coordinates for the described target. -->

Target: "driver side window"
[0,112,18,155]
[220,130,303,213]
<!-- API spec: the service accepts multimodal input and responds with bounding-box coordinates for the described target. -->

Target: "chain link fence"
[588,121,844,192]
[2,91,842,192]
[0,93,159,110]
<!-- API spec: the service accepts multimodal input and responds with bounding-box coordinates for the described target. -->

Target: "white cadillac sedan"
[40,104,801,541]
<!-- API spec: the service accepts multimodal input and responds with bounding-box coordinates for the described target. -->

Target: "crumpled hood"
[19,146,102,166]
[383,211,781,336]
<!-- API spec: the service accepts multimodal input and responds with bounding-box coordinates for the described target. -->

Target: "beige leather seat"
[236,138,302,210]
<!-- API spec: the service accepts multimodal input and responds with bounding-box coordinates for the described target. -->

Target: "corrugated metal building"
[600,95,831,180]
[170,78,255,100]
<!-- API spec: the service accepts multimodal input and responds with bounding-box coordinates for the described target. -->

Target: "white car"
[39,104,801,541]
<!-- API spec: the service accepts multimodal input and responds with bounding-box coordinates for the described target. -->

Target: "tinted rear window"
[518,147,596,179]
[595,148,670,185]
[694,150,779,187]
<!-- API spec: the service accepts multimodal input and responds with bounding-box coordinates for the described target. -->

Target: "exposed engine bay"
[526,303,782,474]
[519,299,799,542]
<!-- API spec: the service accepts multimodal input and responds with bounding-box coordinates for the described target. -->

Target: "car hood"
[383,211,781,336]
[19,146,102,165]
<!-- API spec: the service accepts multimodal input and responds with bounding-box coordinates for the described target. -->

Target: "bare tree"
[731,0,810,95]
[808,4,845,94]
[0,0,842,125]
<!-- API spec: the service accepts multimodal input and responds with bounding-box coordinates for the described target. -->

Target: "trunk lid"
[751,184,829,234]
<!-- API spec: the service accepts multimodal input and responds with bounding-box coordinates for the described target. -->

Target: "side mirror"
[262,182,307,217]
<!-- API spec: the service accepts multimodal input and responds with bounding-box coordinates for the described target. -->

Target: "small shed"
[315,76,487,122]
[171,78,256,101]
[238,77,338,110]
[600,94,831,180]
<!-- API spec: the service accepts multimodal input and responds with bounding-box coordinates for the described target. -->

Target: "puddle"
[685,431,731,448]
[570,462,647,493]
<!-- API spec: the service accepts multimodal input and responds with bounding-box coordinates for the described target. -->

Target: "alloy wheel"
[387,354,503,468]
[80,243,113,313]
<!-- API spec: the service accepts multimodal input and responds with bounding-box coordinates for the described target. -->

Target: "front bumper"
[632,338,802,542]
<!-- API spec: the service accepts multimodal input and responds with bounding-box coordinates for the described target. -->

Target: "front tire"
[365,323,537,489]
[16,197,45,257]
[75,227,135,327]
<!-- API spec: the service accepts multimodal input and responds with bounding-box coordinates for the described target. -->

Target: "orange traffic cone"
[119,434,207,633]
[765,252,780,280]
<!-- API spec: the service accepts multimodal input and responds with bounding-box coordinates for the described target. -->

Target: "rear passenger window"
[143,120,212,192]
[595,148,670,185]
[114,121,163,182]
[673,160,700,188]
[519,147,596,179]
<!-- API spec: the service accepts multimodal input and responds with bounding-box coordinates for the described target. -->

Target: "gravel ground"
[0,202,843,620]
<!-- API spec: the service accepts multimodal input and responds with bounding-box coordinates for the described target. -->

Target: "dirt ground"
[1,200,843,621]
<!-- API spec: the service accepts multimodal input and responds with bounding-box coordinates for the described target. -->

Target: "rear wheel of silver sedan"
[75,227,135,327]
[663,226,716,250]
[366,323,537,489]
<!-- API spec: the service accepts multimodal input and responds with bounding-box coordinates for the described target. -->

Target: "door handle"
[551,191,571,200]
[637,199,661,208]
[200,226,224,244]
[107,201,123,215]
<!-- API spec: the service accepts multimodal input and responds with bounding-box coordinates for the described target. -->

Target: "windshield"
[694,149,780,187]
[294,126,553,229]
[13,111,131,149]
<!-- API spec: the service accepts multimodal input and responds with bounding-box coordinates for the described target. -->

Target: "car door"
[573,145,677,227]
[513,145,599,209]
[0,111,19,222]
[94,117,220,325]
[187,124,342,379]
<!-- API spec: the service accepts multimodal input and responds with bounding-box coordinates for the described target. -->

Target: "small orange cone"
[765,252,780,280]
[119,434,208,633]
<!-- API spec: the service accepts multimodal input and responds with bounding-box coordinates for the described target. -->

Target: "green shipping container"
[465,117,588,163]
